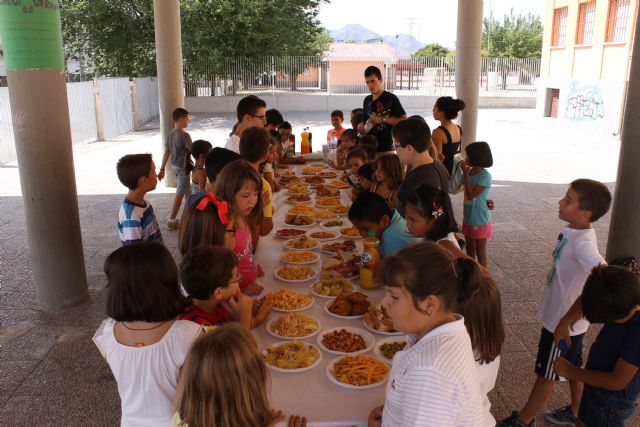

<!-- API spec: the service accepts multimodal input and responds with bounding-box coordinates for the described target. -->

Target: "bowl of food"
[325,179,350,189]
[266,313,321,340]
[320,219,345,229]
[316,197,342,208]
[316,326,375,356]
[308,230,339,241]
[310,275,355,298]
[327,204,351,216]
[286,183,311,195]
[286,194,312,204]
[321,239,356,254]
[275,265,319,283]
[314,211,339,222]
[324,292,371,319]
[265,288,314,312]
[287,205,317,217]
[303,176,325,186]
[339,226,362,239]
[326,354,389,389]
[315,184,341,198]
[284,214,315,227]
[302,166,324,175]
[275,228,307,239]
[284,235,320,251]
[280,251,320,265]
[317,171,338,179]
[373,336,408,362]
[263,340,322,372]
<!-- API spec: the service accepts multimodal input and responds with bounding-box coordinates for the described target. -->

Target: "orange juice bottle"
[301,128,310,154]
[359,231,381,289]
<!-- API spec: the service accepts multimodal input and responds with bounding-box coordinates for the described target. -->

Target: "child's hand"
[228,293,253,316]
[487,199,495,210]
[255,298,272,325]
[242,282,264,296]
[288,414,307,427]
[461,159,471,175]
[158,168,165,181]
[268,410,285,427]
[553,357,574,378]
[368,406,384,427]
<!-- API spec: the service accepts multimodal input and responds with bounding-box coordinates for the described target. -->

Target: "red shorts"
[462,222,492,239]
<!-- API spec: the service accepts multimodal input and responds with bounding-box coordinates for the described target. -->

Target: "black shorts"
[535,328,584,381]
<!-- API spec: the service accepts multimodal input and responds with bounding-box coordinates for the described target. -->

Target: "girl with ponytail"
[368,242,484,427]
[431,96,465,174]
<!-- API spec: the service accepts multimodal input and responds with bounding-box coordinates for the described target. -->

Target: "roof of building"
[324,42,397,60]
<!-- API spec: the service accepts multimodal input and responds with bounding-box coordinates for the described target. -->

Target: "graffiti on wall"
[565,82,604,121]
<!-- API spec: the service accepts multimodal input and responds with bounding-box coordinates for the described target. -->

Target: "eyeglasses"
[251,114,267,121]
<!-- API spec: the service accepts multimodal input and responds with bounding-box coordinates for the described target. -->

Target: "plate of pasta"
[325,179,350,189]
[275,265,319,283]
[326,354,389,389]
[280,251,320,265]
[263,340,323,373]
[266,313,321,340]
[266,288,315,312]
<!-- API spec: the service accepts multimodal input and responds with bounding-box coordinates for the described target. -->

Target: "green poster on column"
[0,1,64,70]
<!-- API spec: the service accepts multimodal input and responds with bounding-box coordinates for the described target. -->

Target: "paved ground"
[1,108,637,426]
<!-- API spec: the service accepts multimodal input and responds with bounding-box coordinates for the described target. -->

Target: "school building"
[536,0,638,135]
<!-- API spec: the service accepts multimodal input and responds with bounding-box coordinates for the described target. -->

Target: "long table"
[253,163,391,427]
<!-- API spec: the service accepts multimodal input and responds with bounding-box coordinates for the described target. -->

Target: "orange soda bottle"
[359,230,381,289]
[301,128,310,154]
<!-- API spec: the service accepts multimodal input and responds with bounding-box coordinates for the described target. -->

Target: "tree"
[482,9,543,58]
[413,43,450,58]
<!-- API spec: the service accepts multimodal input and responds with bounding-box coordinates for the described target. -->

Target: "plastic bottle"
[301,128,310,154]
[359,230,381,289]
[308,131,313,153]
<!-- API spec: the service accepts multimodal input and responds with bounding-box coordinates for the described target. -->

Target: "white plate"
[316,326,375,356]
[323,299,366,319]
[362,317,403,336]
[286,198,313,205]
[280,251,321,265]
[314,213,339,222]
[283,220,316,228]
[373,336,409,361]
[265,314,322,340]
[267,290,315,312]
[263,341,323,373]
[284,238,321,251]
[325,182,350,189]
[307,231,339,241]
[309,280,355,298]
[339,229,363,239]
[325,355,389,390]
[320,220,346,229]
[274,266,319,283]
[286,190,312,197]
[316,201,344,209]
[321,244,357,255]
[274,229,308,240]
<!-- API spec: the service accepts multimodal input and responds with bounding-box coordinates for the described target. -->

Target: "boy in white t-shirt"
[498,179,612,427]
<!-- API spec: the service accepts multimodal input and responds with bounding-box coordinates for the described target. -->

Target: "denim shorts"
[579,386,637,427]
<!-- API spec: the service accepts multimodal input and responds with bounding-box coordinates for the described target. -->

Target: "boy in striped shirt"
[116,154,163,245]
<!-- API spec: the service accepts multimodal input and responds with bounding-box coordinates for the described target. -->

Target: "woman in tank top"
[431,97,466,175]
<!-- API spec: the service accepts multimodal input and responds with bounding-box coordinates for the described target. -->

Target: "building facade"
[537,0,638,135]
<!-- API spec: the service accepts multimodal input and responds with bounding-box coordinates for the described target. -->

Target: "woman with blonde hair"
[175,323,306,427]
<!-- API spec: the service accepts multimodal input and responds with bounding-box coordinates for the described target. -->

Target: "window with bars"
[576,1,596,44]
[552,7,569,46]
[606,0,631,42]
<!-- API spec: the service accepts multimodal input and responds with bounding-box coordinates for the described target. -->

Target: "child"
[174,323,307,427]
[159,107,192,229]
[178,191,236,256]
[225,95,267,153]
[553,266,640,427]
[328,129,357,170]
[178,245,271,329]
[404,184,459,249]
[203,147,241,190]
[350,108,365,138]
[326,109,346,142]
[214,160,265,296]
[458,276,505,427]
[461,141,493,267]
[265,108,284,130]
[357,163,375,192]
[345,147,368,197]
[277,121,306,164]
[372,153,403,210]
[392,118,451,218]
[263,130,281,192]
[116,153,163,245]
[239,126,274,237]
[348,192,420,257]
[361,143,378,163]
[497,178,612,427]
[185,139,212,195]
[367,242,484,426]
[93,242,201,427]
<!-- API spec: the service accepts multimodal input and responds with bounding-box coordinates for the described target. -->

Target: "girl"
[93,242,202,427]
[185,139,212,194]
[263,130,280,192]
[458,277,504,427]
[178,191,236,256]
[357,163,375,193]
[461,141,493,267]
[368,242,484,427]
[431,97,465,175]
[214,159,264,296]
[404,184,460,250]
[328,129,357,170]
[174,323,306,427]
[372,153,403,210]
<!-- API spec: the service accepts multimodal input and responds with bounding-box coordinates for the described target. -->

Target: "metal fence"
[183,56,541,97]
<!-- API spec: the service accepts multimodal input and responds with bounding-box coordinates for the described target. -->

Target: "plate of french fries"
[266,313,321,340]
[326,354,389,389]
[266,288,315,312]
[280,251,320,265]
[263,340,323,372]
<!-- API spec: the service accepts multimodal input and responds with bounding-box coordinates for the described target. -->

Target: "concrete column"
[455,0,484,147]
[605,21,640,261]
[153,0,184,187]
[0,3,88,309]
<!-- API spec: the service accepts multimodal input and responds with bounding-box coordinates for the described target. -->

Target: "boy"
[178,245,271,329]
[498,179,612,427]
[348,192,421,257]
[239,126,274,237]
[265,108,284,130]
[329,128,357,170]
[277,121,305,164]
[116,154,162,245]
[554,265,640,427]
[225,95,267,153]
[326,110,346,142]
[158,107,192,229]
[203,147,241,191]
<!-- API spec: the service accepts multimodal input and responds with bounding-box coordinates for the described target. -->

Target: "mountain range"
[328,24,426,57]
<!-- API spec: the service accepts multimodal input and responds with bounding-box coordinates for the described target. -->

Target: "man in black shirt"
[361,66,407,153]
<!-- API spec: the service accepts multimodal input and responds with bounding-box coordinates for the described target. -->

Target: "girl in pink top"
[214,160,265,296]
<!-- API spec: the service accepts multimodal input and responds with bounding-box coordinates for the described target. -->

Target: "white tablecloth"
[253,164,389,426]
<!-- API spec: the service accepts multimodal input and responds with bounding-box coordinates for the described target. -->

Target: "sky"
[317,0,545,49]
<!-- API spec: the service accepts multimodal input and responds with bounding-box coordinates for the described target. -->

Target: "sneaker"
[167,219,180,229]
[497,412,535,427]
[543,406,577,426]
